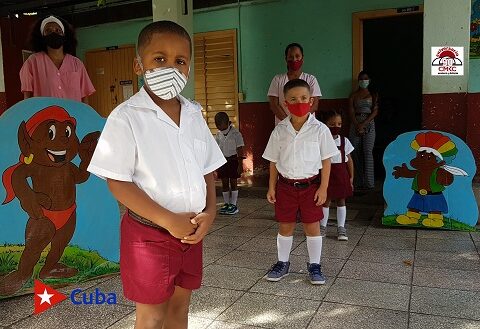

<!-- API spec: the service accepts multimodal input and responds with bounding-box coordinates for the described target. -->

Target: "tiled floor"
[1,187,480,329]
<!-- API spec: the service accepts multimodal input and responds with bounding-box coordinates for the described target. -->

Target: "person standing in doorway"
[20,15,95,104]
[348,71,378,190]
[268,43,321,125]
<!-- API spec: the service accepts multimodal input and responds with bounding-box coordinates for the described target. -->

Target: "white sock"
[231,190,239,205]
[306,236,323,264]
[277,234,293,262]
[222,191,230,204]
[337,206,346,227]
[320,207,329,227]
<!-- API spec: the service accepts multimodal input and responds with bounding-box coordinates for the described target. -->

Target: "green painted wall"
[423,0,470,94]
[469,60,480,92]
[76,18,152,61]
[194,0,423,102]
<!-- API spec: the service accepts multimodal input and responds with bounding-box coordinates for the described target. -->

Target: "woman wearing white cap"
[19,15,95,103]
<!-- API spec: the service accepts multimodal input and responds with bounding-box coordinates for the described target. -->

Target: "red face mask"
[329,126,341,136]
[287,59,303,71]
[286,102,310,117]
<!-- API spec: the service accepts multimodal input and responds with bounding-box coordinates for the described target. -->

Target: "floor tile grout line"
[317,299,411,314]
[413,264,480,274]
[105,309,135,328]
[408,310,480,322]
[307,211,371,327]
[407,228,418,329]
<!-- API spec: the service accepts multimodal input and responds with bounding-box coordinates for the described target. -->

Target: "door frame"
[352,6,424,90]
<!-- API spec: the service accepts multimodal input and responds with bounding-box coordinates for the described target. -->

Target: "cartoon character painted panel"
[0,98,119,298]
[383,130,478,231]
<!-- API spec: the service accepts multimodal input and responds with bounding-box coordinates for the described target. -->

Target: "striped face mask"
[138,60,188,100]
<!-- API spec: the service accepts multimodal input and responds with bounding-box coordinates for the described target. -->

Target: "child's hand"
[237,163,243,176]
[350,177,354,190]
[267,188,276,204]
[314,187,327,206]
[166,212,198,239]
[181,211,215,244]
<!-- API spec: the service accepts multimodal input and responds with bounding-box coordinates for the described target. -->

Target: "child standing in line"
[87,21,226,329]
[263,78,338,285]
[320,110,354,241]
[214,112,245,215]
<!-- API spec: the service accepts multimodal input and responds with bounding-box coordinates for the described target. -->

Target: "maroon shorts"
[327,163,353,200]
[275,180,324,223]
[217,156,240,179]
[120,212,202,304]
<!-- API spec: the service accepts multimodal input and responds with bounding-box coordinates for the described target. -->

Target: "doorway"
[353,8,423,180]
[85,45,138,117]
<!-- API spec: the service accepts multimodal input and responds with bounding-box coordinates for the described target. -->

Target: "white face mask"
[138,58,188,100]
[359,79,370,89]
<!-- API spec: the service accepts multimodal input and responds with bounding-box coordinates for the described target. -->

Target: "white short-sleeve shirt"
[88,87,226,214]
[262,114,339,179]
[331,136,354,164]
[215,125,245,157]
[267,72,322,125]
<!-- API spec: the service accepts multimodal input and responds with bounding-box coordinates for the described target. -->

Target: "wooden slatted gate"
[194,29,239,133]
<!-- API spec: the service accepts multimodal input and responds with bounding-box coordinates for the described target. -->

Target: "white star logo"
[37,288,54,305]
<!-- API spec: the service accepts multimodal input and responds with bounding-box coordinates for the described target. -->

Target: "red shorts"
[275,180,324,223]
[120,212,202,304]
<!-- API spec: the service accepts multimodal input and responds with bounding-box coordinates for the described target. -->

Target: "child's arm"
[107,179,197,239]
[314,158,331,206]
[180,172,216,244]
[266,162,278,204]
[236,146,244,175]
[347,154,354,188]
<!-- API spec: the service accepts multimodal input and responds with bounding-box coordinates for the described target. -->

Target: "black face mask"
[44,33,64,49]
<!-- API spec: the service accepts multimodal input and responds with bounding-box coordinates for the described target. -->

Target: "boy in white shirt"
[263,79,338,285]
[87,21,226,329]
[214,112,245,215]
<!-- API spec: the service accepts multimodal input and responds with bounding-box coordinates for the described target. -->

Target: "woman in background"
[348,71,378,190]
[20,15,95,103]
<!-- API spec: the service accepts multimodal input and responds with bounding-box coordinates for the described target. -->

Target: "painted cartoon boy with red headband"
[0,105,99,296]
[393,132,467,228]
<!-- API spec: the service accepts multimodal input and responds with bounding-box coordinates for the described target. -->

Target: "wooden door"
[85,45,138,117]
[194,30,238,133]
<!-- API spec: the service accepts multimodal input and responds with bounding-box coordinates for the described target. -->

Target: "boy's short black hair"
[214,112,230,126]
[137,20,192,55]
[283,78,310,96]
[284,43,304,58]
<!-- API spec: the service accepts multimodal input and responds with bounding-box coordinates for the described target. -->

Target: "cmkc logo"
[431,46,464,76]
[34,280,117,314]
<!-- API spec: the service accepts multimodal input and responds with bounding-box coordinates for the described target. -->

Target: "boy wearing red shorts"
[88,21,226,328]
[263,78,338,285]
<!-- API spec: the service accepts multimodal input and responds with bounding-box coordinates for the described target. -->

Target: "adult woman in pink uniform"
[20,15,95,103]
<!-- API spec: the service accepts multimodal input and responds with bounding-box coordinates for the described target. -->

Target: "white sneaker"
[337,226,348,241]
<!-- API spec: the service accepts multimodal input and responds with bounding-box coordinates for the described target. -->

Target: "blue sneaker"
[307,263,326,285]
[219,203,230,214]
[225,204,239,215]
[266,261,290,281]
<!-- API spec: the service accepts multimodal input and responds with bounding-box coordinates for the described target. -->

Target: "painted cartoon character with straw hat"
[392,131,467,228]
